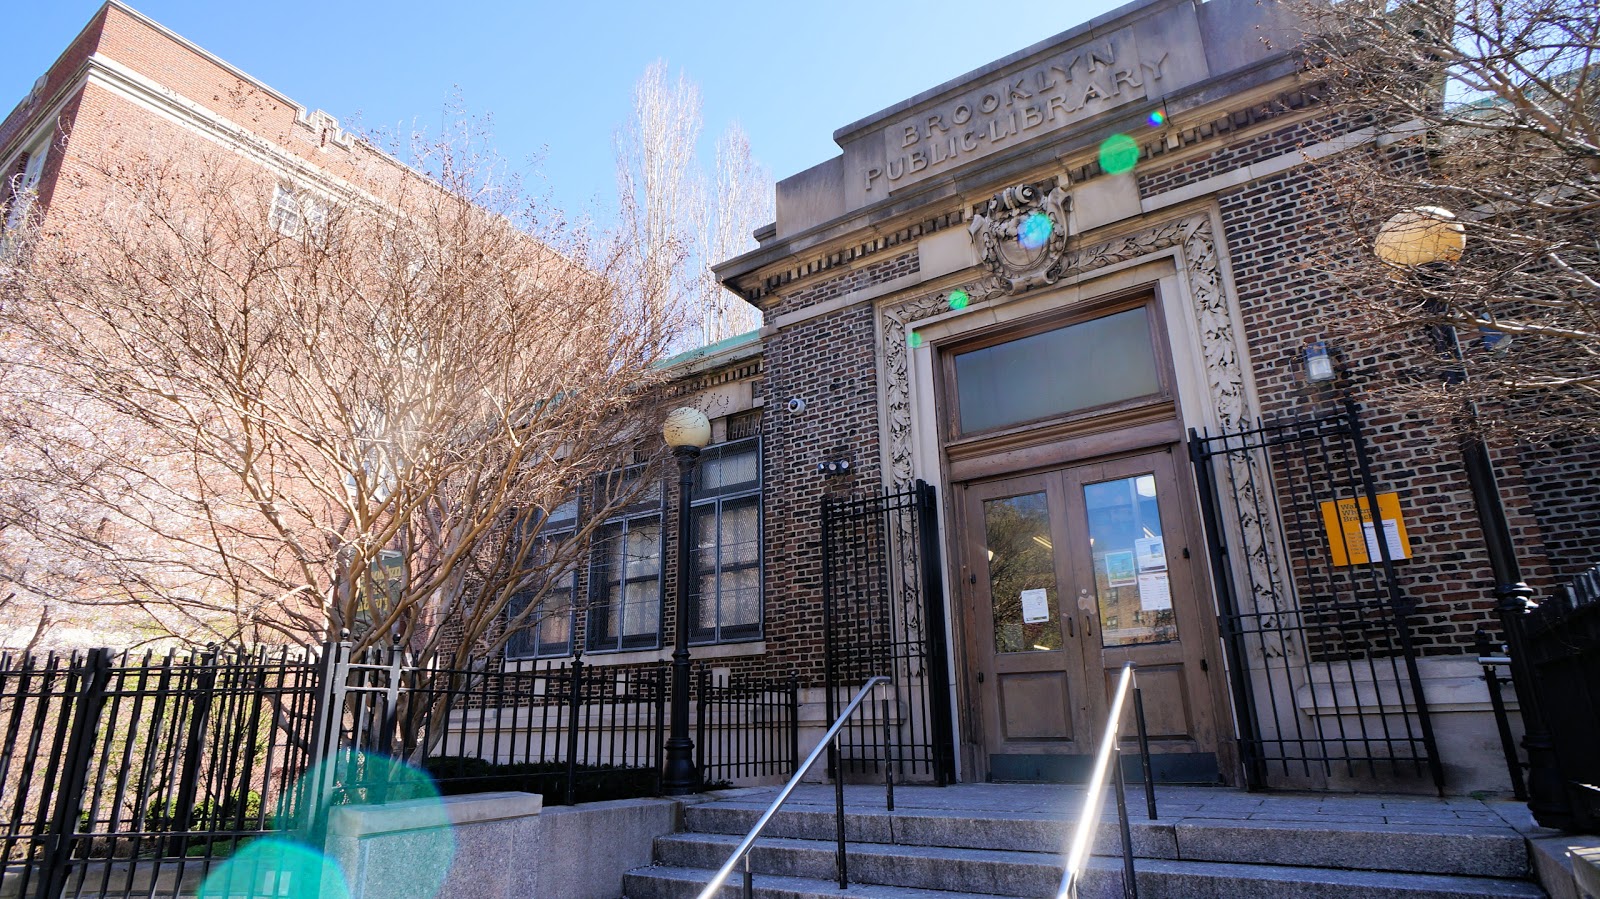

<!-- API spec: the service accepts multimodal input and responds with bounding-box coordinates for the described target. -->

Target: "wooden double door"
[958,448,1224,782]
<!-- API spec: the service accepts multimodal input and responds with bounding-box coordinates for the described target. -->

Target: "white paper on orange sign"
[1362,519,1406,563]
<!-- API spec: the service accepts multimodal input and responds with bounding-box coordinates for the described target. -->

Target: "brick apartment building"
[5,0,1597,799]
[0,2,481,647]
[0,4,399,254]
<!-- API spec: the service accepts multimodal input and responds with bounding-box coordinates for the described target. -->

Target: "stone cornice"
[81,54,382,207]
[728,81,1330,308]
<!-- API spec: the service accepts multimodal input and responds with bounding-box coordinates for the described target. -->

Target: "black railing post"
[914,480,957,786]
[377,634,404,760]
[1133,681,1157,821]
[653,661,666,795]
[696,665,708,780]
[41,647,113,899]
[1346,400,1446,795]
[565,653,583,807]
[833,732,849,890]
[821,494,838,781]
[301,638,346,839]
[1459,433,1571,827]
[787,676,801,778]
[167,646,219,856]
[881,697,894,812]
[1476,631,1527,801]
[1187,429,1266,790]
[1114,740,1137,899]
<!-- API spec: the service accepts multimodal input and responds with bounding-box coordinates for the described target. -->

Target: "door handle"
[1065,616,1074,638]
[976,671,985,684]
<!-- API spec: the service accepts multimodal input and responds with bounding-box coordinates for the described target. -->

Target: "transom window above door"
[948,303,1164,436]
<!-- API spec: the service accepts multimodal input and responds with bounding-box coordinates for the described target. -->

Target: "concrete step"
[626,857,1547,899]
[683,804,1530,878]
[652,832,1059,895]
[624,865,1013,899]
[639,831,1544,899]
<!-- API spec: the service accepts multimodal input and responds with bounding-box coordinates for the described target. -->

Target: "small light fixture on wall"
[817,459,852,476]
[1304,340,1337,384]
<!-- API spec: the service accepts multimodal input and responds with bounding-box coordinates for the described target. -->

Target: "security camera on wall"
[786,398,806,414]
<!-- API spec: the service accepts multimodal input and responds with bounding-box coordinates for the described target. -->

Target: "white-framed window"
[3,134,50,231]
[688,436,762,644]
[268,183,332,240]
[506,498,579,660]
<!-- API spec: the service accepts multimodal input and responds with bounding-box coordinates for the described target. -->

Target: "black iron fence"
[0,646,323,899]
[0,636,804,898]
[1519,563,1600,830]
[820,479,955,786]
[322,642,669,808]
[1188,403,1443,792]
[695,667,799,785]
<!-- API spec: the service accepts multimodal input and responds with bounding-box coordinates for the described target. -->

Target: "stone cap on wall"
[326,791,543,838]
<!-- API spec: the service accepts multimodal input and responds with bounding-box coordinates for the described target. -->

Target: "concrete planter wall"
[324,792,682,899]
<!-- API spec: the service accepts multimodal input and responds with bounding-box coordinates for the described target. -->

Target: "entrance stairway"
[624,784,1548,899]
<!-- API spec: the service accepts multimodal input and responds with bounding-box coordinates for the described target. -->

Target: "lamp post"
[661,406,711,795]
[1373,207,1571,827]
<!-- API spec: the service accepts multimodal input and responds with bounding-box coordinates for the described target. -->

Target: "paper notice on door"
[1104,550,1138,587]
[1137,572,1172,611]
[1362,519,1406,564]
[1134,536,1166,571]
[1020,589,1051,624]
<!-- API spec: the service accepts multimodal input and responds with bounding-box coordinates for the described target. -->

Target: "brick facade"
[772,251,920,318]
[1,4,409,241]
[1517,438,1600,580]
[754,303,885,681]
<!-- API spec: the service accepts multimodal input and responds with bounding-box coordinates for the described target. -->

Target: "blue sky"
[4,0,1127,224]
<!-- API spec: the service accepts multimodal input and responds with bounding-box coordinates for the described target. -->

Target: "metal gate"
[820,479,955,785]
[1188,403,1444,792]
[0,646,325,899]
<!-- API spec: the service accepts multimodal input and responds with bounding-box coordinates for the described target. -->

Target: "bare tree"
[1291,0,1600,441]
[0,120,678,665]
[615,60,702,350]
[695,124,772,344]
[615,61,770,351]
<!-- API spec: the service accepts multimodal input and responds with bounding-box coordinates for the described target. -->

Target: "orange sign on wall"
[1319,492,1411,567]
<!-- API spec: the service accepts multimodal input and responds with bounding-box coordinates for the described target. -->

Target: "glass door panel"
[964,474,1096,764]
[1082,473,1179,647]
[982,492,1061,654]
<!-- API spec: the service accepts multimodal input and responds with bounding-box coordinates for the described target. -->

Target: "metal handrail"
[1057,662,1157,899]
[694,675,891,899]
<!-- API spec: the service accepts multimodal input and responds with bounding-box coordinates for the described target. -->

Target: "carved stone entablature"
[881,210,1288,647]
[967,182,1071,298]
[881,212,1249,491]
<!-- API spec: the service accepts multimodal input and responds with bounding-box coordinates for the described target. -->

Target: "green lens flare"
[1099,134,1140,175]
[947,289,970,311]
[907,331,923,348]
[229,751,453,899]
[1017,212,1053,250]
[198,839,348,899]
